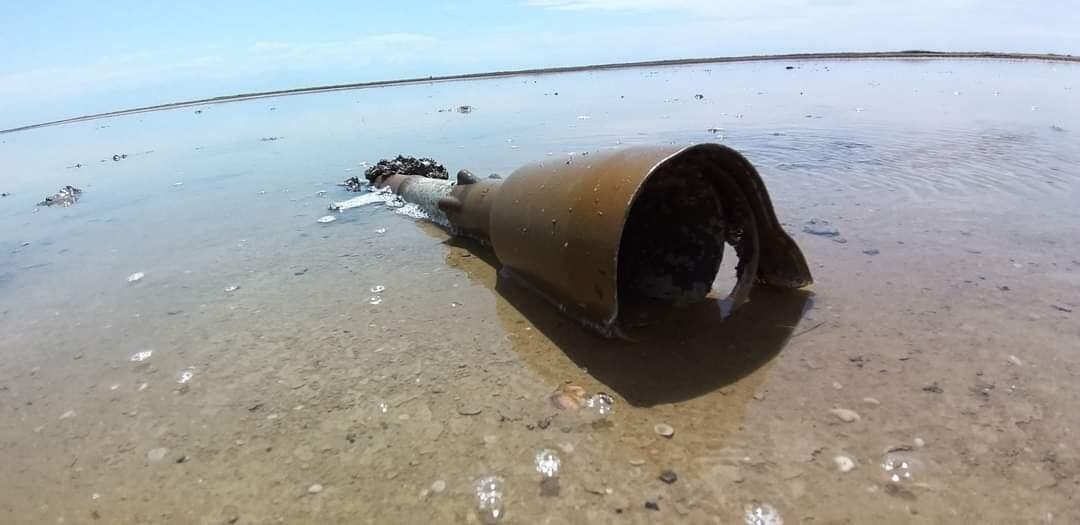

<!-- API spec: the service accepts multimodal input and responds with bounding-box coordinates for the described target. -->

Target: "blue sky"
[2,0,1077,127]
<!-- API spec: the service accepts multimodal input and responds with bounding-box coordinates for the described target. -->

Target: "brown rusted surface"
[388,144,812,337]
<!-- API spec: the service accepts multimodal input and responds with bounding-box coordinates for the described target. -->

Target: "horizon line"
[3,50,1077,134]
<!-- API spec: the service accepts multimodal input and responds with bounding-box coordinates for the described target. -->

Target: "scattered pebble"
[316,215,337,224]
[147,448,168,462]
[431,480,447,493]
[834,455,856,472]
[862,397,880,406]
[659,470,678,484]
[307,483,324,494]
[654,423,675,438]
[830,408,860,423]
[127,272,145,283]
[1008,355,1024,367]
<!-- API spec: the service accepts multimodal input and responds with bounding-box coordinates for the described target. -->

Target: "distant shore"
[3,50,1077,134]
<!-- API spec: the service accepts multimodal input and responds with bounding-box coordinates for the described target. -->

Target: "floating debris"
[456,105,475,114]
[694,94,705,100]
[37,185,83,207]
[112,153,128,161]
[370,285,386,294]
[363,155,448,184]
[474,476,506,524]
[830,408,860,423]
[881,451,919,483]
[224,285,240,293]
[374,228,387,234]
[129,350,153,362]
[744,503,783,525]
[1052,304,1073,313]
[576,115,591,120]
[316,215,337,224]
[654,423,675,438]
[535,449,561,479]
[659,470,678,484]
[127,272,145,283]
[802,219,840,237]
[307,483,324,494]
[330,187,395,211]
[549,383,587,410]
[834,455,856,472]
[862,248,881,256]
[1008,355,1024,366]
[59,409,76,420]
[369,296,382,305]
[259,136,282,142]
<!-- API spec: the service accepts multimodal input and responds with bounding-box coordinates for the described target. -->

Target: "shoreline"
[3,50,1077,135]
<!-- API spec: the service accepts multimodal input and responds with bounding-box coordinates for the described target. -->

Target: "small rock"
[645,499,660,511]
[913,437,926,448]
[307,483,324,494]
[833,455,856,472]
[147,448,168,462]
[456,105,474,114]
[830,408,860,423]
[785,65,795,70]
[922,382,943,394]
[1052,304,1073,313]
[862,397,881,405]
[457,405,483,416]
[654,423,675,438]
[431,480,447,493]
[659,470,678,484]
[1008,355,1024,367]
[175,455,190,464]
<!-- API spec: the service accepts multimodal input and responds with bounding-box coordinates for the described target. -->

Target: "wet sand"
[1,59,1079,524]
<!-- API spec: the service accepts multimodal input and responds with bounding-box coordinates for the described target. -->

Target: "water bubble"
[744,503,783,525]
[474,476,506,524]
[378,401,389,414]
[881,451,920,483]
[129,350,153,362]
[370,285,386,294]
[369,296,383,305]
[177,367,195,384]
[534,449,561,479]
[585,393,614,418]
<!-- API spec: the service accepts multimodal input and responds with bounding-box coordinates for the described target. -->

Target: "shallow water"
[2,59,1079,524]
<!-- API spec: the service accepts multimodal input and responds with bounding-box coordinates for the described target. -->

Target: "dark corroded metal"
[394,144,810,337]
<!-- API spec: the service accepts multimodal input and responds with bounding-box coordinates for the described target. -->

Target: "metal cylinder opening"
[616,156,728,327]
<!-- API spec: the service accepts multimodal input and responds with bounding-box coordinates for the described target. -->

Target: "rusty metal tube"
[383,144,812,338]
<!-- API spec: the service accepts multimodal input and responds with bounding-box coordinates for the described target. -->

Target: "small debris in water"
[431,480,447,493]
[535,449,561,479]
[1008,355,1024,366]
[576,115,591,120]
[913,437,926,448]
[224,285,240,293]
[922,382,943,394]
[862,248,880,256]
[549,383,587,410]
[370,285,386,294]
[654,423,675,438]
[659,470,678,484]
[374,228,387,234]
[694,94,705,100]
[1052,304,1073,313]
[474,476,506,524]
[456,105,474,114]
[1050,125,1065,132]
[127,272,145,283]
[316,215,337,224]
[147,448,168,462]
[881,451,918,483]
[111,153,128,161]
[259,136,281,142]
[37,186,83,207]
[785,65,795,70]
[129,350,153,362]
[363,155,448,184]
[834,455,856,472]
[342,176,365,192]
[802,218,840,237]
[645,499,660,511]
[368,296,382,305]
[744,503,783,525]
[863,397,881,405]
[307,483,324,494]
[830,408,860,423]
[59,410,76,420]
